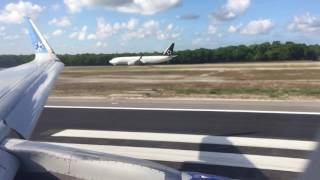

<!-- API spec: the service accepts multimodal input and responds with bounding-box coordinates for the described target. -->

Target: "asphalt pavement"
[29,100,320,180]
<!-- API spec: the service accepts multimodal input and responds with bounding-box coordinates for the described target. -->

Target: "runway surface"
[31,104,320,180]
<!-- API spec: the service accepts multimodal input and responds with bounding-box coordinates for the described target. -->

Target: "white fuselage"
[109,55,175,66]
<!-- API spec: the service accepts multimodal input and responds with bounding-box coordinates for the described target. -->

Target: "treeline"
[0,55,34,67]
[172,41,320,64]
[0,41,319,67]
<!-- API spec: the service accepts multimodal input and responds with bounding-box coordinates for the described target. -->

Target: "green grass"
[175,87,320,98]
[54,62,320,100]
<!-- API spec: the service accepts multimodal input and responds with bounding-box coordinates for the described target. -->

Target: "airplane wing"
[0,17,64,139]
[0,17,230,180]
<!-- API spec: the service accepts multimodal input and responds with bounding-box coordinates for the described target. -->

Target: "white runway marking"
[49,142,309,172]
[45,105,320,115]
[52,129,318,151]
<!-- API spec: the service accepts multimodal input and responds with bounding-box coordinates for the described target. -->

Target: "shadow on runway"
[179,135,269,180]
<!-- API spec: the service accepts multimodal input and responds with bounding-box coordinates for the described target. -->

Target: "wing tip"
[24,16,55,55]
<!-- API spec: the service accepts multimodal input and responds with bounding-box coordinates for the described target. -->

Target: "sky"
[0,0,319,54]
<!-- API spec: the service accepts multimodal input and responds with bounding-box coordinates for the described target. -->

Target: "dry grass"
[53,61,320,99]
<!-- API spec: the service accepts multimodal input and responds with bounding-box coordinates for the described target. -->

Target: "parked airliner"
[109,43,176,65]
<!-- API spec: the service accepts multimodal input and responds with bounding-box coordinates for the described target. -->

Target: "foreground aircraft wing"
[0,17,64,139]
[0,18,230,180]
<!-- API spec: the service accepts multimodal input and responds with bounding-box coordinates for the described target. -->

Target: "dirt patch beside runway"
[53,62,320,100]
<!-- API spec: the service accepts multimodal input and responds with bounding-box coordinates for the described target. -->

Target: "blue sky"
[0,0,319,54]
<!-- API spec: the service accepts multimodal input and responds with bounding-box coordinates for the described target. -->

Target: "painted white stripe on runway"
[52,129,317,151]
[48,142,309,172]
[45,105,320,115]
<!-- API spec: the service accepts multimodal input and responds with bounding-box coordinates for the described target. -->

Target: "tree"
[1,41,320,67]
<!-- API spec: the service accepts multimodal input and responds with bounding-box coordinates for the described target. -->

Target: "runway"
[31,104,320,180]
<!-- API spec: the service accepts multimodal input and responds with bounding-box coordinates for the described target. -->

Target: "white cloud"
[143,20,160,29]
[156,24,181,40]
[0,26,5,33]
[0,26,6,37]
[122,20,181,41]
[228,25,238,33]
[96,41,107,47]
[192,34,216,47]
[288,13,320,33]
[126,18,139,30]
[121,30,145,40]
[64,0,181,15]
[99,18,137,37]
[213,0,250,21]
[68,32,77,39]
[78,26,88,40]
[0,26,20,40]
[69,26,88,40]
[228,24,242,33]
[121,20,158,41]
[0,1,43,24]
[192,27,226,47]
[116,0,181,15]
[156,31,180,40]
[208,25,217,34]
[87,34,97,40]
[85,17,140,41]
[123,20,158,40]
[113,18,139,31]
[68,18,180,44]
[4,35,19,40]
[143,20,160,35]
[64,0,84,13]
[168,24,174,30]
[241,19,275,35]
[49,17,72,27]
[96,18,116,39]
[52,29,64,36]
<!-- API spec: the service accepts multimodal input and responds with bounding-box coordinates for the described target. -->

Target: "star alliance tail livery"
[163,42,175,56]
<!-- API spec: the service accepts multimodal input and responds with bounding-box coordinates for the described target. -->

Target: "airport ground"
[29,61,320,180]
[26,97,320,180]
[53,61,320,100]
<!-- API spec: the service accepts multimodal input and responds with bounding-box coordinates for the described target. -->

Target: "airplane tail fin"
[24,17,55,55]
[163,42,175,56]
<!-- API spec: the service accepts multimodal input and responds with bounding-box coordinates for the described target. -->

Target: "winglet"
[163,42,175,56]
[24,16,54,54]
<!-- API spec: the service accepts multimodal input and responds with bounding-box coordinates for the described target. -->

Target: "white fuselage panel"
[110,56,141,65]
[109,56,174,66]
[140,56,173,64]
